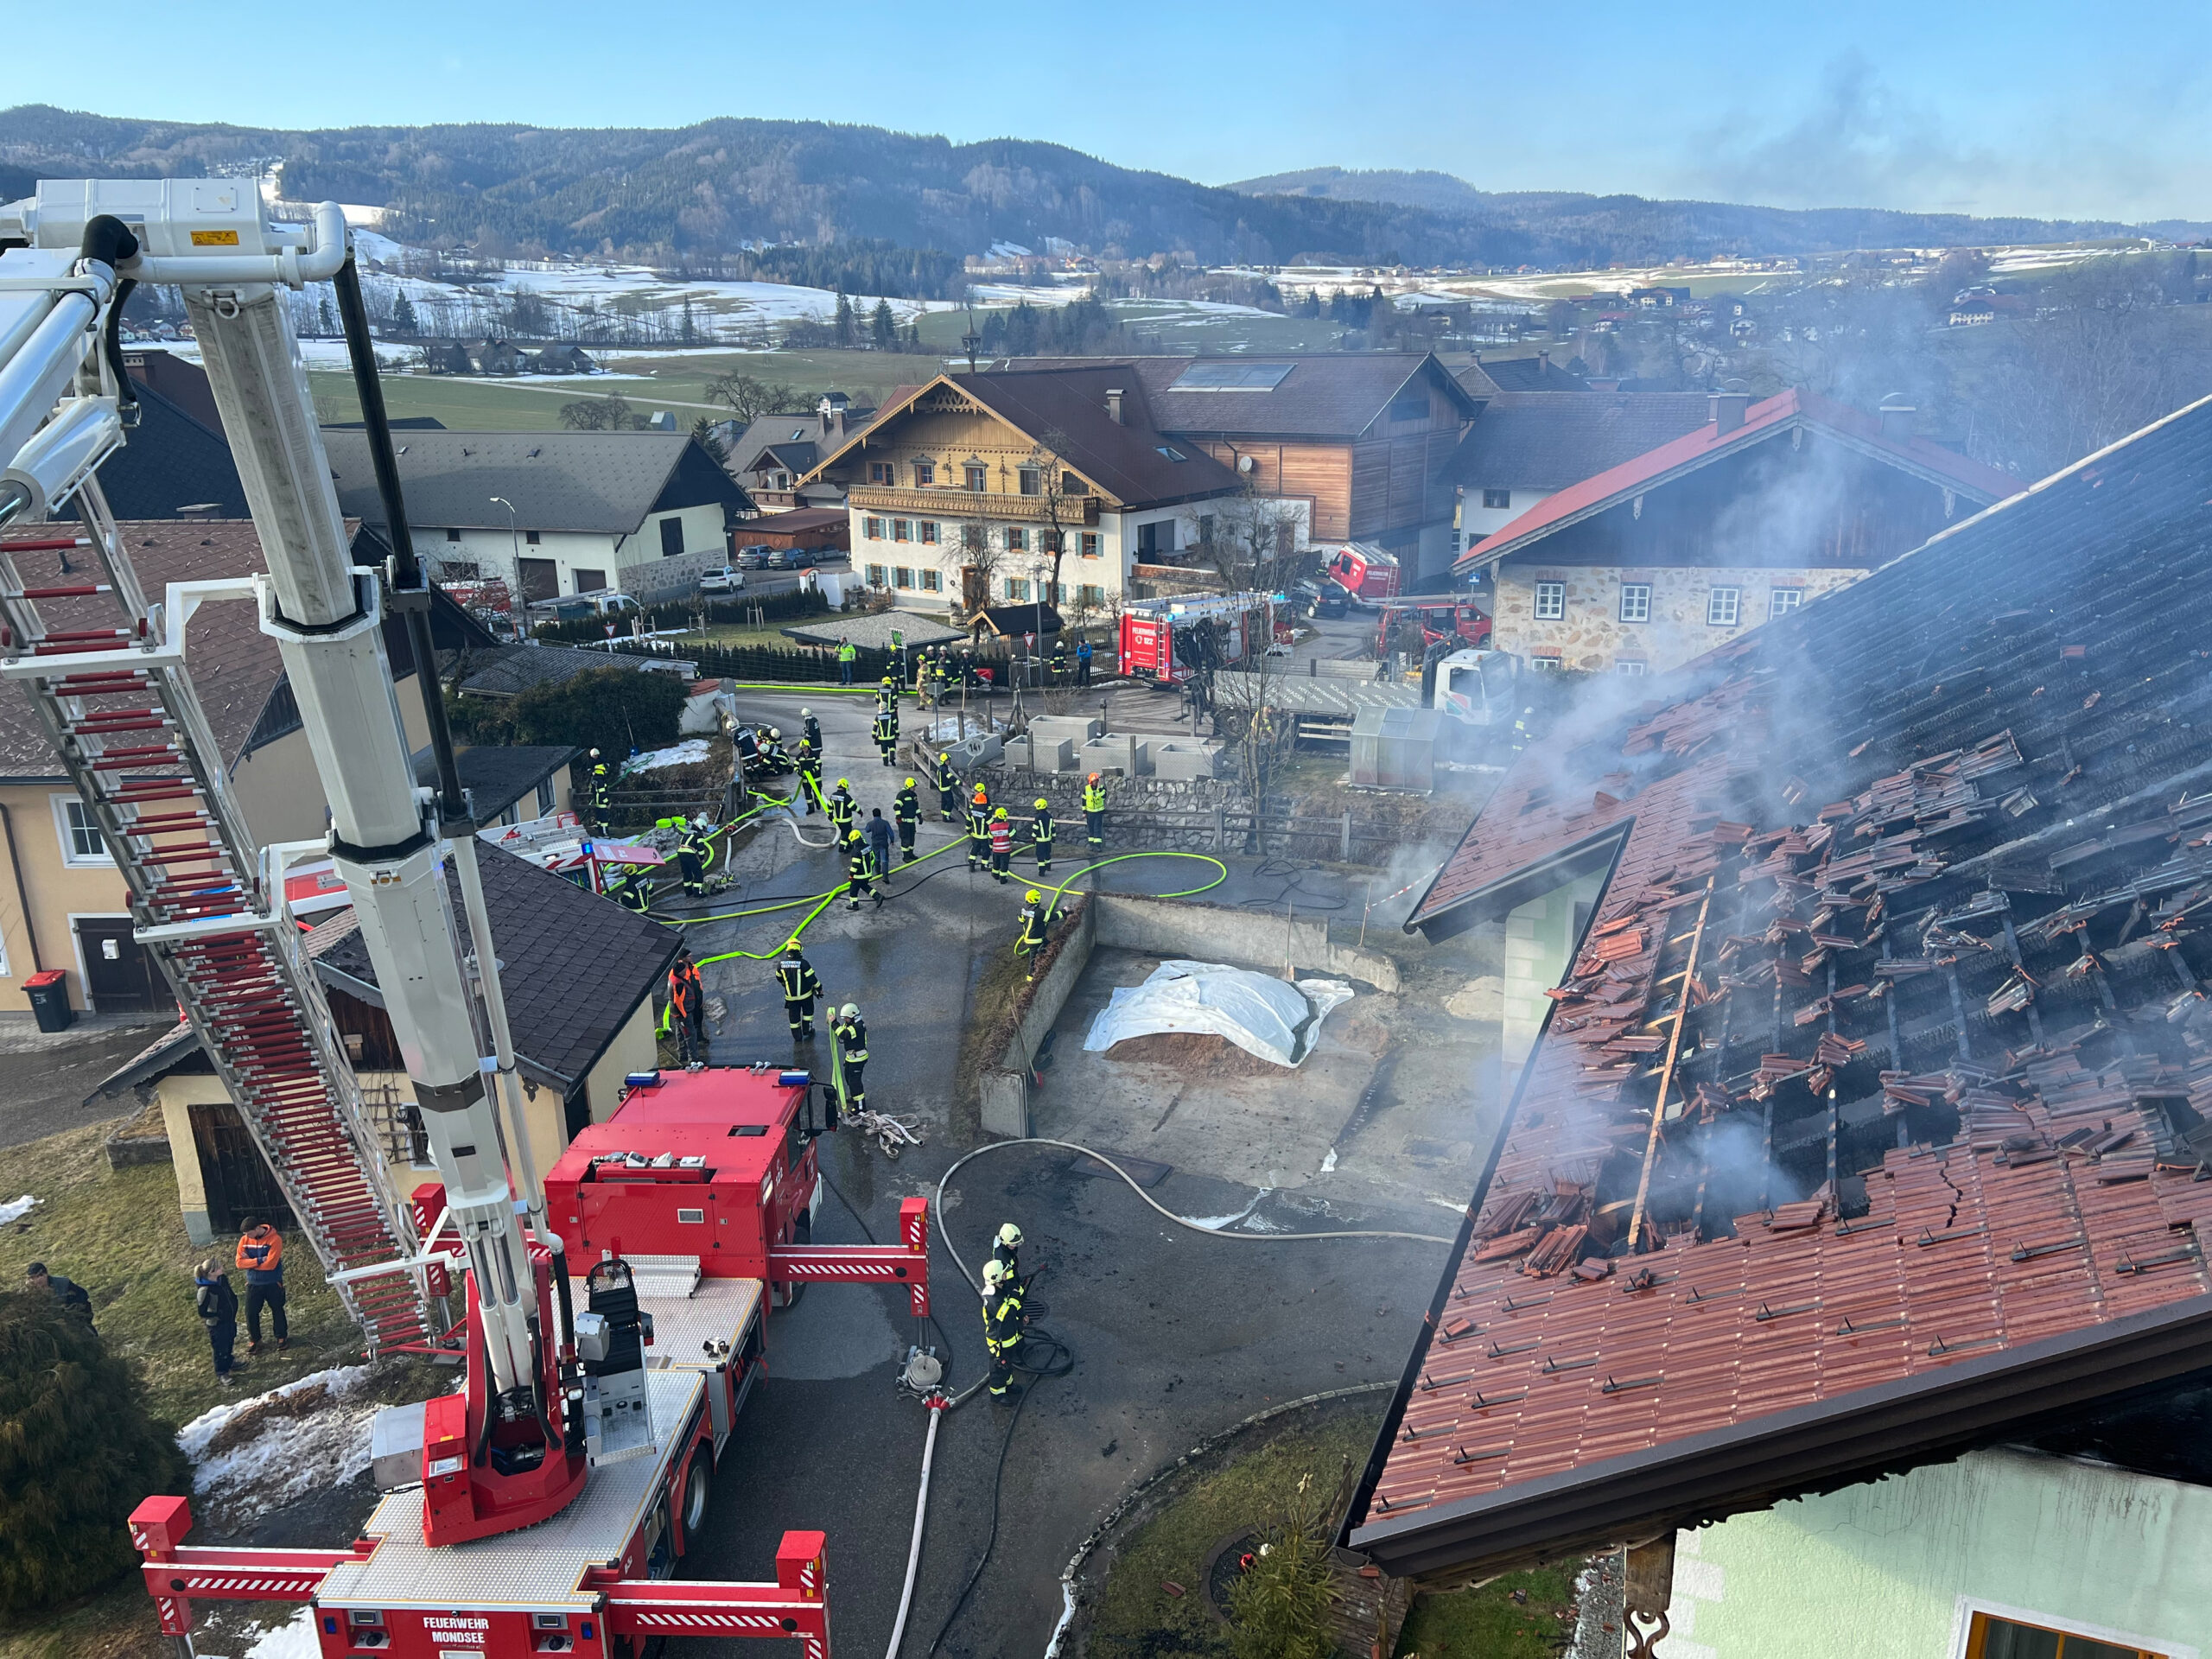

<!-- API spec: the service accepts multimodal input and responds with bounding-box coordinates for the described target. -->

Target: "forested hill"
[0,105,2165,268]
[1227,166,2172,261]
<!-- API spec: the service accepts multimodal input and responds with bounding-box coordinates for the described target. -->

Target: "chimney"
[1536,347,1549,377]
[1105,388,1124,425]
[1708,387,1750,435]
[1878,392,1916,443]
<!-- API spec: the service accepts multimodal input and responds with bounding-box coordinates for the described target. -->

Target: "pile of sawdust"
[1104,1030,1289,1077]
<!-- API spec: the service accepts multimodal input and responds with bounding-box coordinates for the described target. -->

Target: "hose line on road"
[933,1138,1458,1293]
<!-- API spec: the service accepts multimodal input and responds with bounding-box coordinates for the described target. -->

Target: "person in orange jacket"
[235,1218,288,1354]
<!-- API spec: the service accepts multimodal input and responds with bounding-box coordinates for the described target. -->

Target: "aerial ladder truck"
[0,178,927,1658]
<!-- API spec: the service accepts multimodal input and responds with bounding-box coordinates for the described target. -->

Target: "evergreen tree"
[681,297,698,346]
[0,1291,190,1616]
[318,294,335,336]
[391,289,419,336]
[870,298,896,350]
[833,290,856,348]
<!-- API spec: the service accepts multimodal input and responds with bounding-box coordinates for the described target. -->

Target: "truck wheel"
[682,1457,711,1537]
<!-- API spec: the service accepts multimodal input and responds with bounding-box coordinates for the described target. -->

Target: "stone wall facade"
[1492,562,1865,674]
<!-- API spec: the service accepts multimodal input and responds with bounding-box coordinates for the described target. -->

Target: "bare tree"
[1025,429,1081,608]
[1202,483,1313,595]
[703,373,803,424]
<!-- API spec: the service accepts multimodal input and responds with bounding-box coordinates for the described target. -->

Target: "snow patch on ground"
[625,738,714,773]
[0,1193,37,1225]
[245,1607,323,1658]
[179,1365,378,1522]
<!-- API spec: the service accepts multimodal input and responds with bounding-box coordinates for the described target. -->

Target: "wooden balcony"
[848,486,1099,525]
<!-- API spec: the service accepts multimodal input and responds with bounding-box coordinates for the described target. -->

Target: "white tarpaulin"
[1084,960,1353,1067]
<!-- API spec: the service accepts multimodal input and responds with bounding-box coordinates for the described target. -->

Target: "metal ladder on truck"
[0,480,433,1352]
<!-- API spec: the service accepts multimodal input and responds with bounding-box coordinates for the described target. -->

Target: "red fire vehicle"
[132,1066,927,1658]
[1319,542,1402,603]
[1118,592,1277,686]
[1375,597,1491,658]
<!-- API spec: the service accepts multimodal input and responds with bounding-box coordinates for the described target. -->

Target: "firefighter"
[1030,796,1054,876]
[776,944,822,1040]
[588,748,612,827]
[872,704,899,768]
[668,948,706,1069]
[611,864,653,913]
[801,707,822,754]
[893,777,921,863]
[1083,771,1107,853]
[966,784,992,871]
[796,738,823,815]
[988,806,1014,885]
[982,1257,1025,1400]
[844,831,880,911]
[1015,889,1052,981]
[830,1001,868,1119]
[877,674,898,717]
[1049,632,1068,686]
[677,816,712,899]
[827,779,857,839]
[936,751,960,822]
[931,652,950,705]
[991,1222,1024,1282]
[758,727,791,773]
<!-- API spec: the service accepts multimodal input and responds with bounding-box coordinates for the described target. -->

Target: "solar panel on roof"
[1168,362,1295,391]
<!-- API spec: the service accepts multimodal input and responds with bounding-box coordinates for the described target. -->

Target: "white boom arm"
[0,181,538,1397]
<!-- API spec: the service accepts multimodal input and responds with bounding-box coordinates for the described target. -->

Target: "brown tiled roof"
[1351,393,2212,1581]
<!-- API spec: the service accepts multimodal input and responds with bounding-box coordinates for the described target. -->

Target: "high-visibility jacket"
[833,1014,868,1065]
[777,957,821,1002]
[982,1288,1022,1351]
[1017,902,1050,953]
[967,802,991,841]
[1083,781,1106,814]
[893,786,921,827]
[872,712,897,747]
[936,755,960,792]
[828,791,856,830]
[989,819,1014,856]
[1030,806,1053,847]
[837,643,858,664]
[847,846,872,887]
[670,960,702,1010]
[803,715,821,751]
[681,823,712,863]
[613,874,652,912]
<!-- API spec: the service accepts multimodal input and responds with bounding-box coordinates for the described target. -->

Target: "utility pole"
[490,494,527,639]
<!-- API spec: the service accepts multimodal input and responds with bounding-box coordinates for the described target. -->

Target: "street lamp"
[489,495,528,639]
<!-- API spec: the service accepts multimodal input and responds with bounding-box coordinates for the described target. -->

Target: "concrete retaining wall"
[980,895,1096,1139]
[1090,893,1401,992]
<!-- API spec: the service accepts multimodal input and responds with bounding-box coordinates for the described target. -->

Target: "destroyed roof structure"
[1347,395,2212,1584]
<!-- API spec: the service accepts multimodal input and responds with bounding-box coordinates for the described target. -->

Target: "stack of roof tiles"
[1351,397,2212,1580]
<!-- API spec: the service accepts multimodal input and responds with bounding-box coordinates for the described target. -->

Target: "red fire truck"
[1375,597,1491,658]
[1118,592,1278,687]
[135,1067,925,1657]
[1319,542,1402,603]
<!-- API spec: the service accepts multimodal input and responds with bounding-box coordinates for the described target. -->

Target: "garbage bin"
[24,969,72,1033]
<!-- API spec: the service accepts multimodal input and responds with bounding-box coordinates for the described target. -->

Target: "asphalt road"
[666,698,1457,1659]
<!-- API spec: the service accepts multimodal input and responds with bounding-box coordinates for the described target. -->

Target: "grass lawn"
[1085,1404,1582,1659]
[0,1122,400,1658]
[0,1122,367,1429]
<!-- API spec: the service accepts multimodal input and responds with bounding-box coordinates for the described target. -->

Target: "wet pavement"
[665,691,1485,1658]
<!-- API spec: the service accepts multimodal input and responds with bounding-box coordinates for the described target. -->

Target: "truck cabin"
[1378,600,1491,658]
[544,1068,824,1281]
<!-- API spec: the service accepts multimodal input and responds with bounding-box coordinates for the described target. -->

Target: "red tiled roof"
[1348,395,2212,1581]
[1367,728,2212,1532]
[1452,389,2018,574]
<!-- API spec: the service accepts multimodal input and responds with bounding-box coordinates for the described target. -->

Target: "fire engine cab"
[1117,592,1278,686]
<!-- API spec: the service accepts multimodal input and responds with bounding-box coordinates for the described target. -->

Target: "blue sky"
[15,2,2208,223]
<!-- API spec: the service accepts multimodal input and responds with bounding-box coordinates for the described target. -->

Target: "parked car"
[698,565,747,594]
[527,590,639,622]
[783,547,823,569]
[734,545,772,570]
[766,548,793,569]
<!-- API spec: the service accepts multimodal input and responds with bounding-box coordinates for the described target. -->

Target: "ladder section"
[0,484,433,1352]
